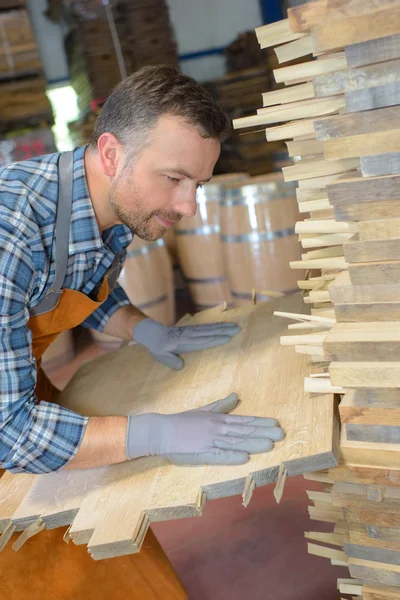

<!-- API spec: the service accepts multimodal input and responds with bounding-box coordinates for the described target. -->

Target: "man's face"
[108,115,221,240]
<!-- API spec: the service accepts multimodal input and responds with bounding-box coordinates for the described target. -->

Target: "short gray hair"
[89,65,231,151]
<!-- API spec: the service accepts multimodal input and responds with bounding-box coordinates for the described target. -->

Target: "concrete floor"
[49,334,346,600]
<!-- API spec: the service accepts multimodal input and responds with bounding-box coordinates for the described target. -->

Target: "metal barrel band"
[136,293,168,311]
[221,227,295,244]
[184,275,227,284]
[221,184,296,206]
[126,239,164,259]
[231,291,277,301]
[175,225,220,236]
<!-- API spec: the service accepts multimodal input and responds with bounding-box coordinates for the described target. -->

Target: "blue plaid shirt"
[0,146,133,474]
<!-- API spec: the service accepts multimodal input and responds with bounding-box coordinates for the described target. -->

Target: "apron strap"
[29,152,74,317]
[52,151,73,292]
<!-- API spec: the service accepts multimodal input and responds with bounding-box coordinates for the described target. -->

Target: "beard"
[108,171,182,241]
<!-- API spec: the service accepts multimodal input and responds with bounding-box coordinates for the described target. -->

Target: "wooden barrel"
[175,174,247,311]
[42,330,74,372]
[220,175,304,305]
[119,237,175,325]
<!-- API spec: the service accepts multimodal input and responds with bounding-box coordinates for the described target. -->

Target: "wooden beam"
[288,0,398,33]
[273,53,347,85]
[331,361,400,389]
[345,33,400,69]
[315,106,400,140]
[346,81,400,113]
[329,270,400,304]
[359,219,400,242]
[348,260,400,285]
[255,18,307,49]
[323,129,400,160]
[262,82,315,107]
[274,36,314,64]
[283,157,359,182]
[312,5,400,54]
[327,173,400,207]
[361,153,400,178]
[313,58,400,98]
[344,234,400,264]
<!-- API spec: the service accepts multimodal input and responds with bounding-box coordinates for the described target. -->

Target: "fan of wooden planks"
[0,294,338,560]
[233,1,400,598]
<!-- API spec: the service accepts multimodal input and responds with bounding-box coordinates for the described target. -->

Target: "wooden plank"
[0,294,339,559]
[305,531,344,547]
[315,106,400,140]
[361,153,400,178]
[346,544,400,567]
[349,523,400,553]
[345,34,400,69]
[327,173,400,207]
[340,429,400,469]
[332,481,400,510]
[323,129,400,160]
[312,5,400,54]
[346,424,400,444]
[359,219,400,242]
[308,542,347,562]
[346,81,400,113]
[295,220,358,234]
[324,322,400,362]
[0,471,34,533]
[331,361,400,389]
[362,584,400,600]
[255,19,308,49]
[329,270,400,304]
[335,302,400,323]
[301,233,353,247]
[334,200,400,222]
[287,139,324,157]
[266,119,316,142]
[274,36,314,64]
[368,524,400,544]
[288,0,399,34]
[262,82,315,107]
[328,464,400,488]
[273,53,347,85]
[350,562,400,587]
[232,96,343,130]
[283,157,359,183]
[348,261,400,285]
[313,58,400,98]
[344,235,400,264]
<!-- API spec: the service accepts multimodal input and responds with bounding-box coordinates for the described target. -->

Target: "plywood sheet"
[0,294,338,560]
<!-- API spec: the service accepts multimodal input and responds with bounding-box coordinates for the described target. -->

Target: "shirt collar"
[69,145,133,256]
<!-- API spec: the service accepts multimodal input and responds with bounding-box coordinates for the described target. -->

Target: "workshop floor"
[49,333,346,600]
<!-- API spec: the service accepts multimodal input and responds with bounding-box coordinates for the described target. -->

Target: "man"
[0,67,284,599]
[0,66,284,476]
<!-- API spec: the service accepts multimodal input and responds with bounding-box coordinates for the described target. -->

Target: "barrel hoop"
[221,185,295,206]
[126,239,164,258]
[231,291,276,300]
[185,275,227,284]
[175,224,220,236]
[221,227,295,244]
[136,293,168,310]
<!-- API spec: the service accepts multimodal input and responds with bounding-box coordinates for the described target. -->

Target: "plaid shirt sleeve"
[82,282,132,331]
[0,208,89,474]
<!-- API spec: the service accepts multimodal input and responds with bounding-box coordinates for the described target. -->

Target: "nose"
[173,188,197,218]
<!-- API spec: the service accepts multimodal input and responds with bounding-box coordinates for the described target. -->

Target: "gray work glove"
[126,393,285,465]
[132,318,241,370]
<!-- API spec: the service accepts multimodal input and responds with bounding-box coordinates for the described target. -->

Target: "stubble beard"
[108,175,181,241]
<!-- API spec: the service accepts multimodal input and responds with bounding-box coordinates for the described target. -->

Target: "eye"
[167,176,180,183]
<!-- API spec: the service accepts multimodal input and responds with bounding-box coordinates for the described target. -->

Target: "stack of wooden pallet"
[233,1,400,598]
[66,0,178,114]
[0,6,53,133]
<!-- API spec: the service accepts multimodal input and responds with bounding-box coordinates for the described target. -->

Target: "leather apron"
[0,152,187,600]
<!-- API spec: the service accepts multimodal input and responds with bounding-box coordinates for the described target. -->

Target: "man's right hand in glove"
[126,393,285,465]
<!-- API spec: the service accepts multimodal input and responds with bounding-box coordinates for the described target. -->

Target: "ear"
[97,133,125,178]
